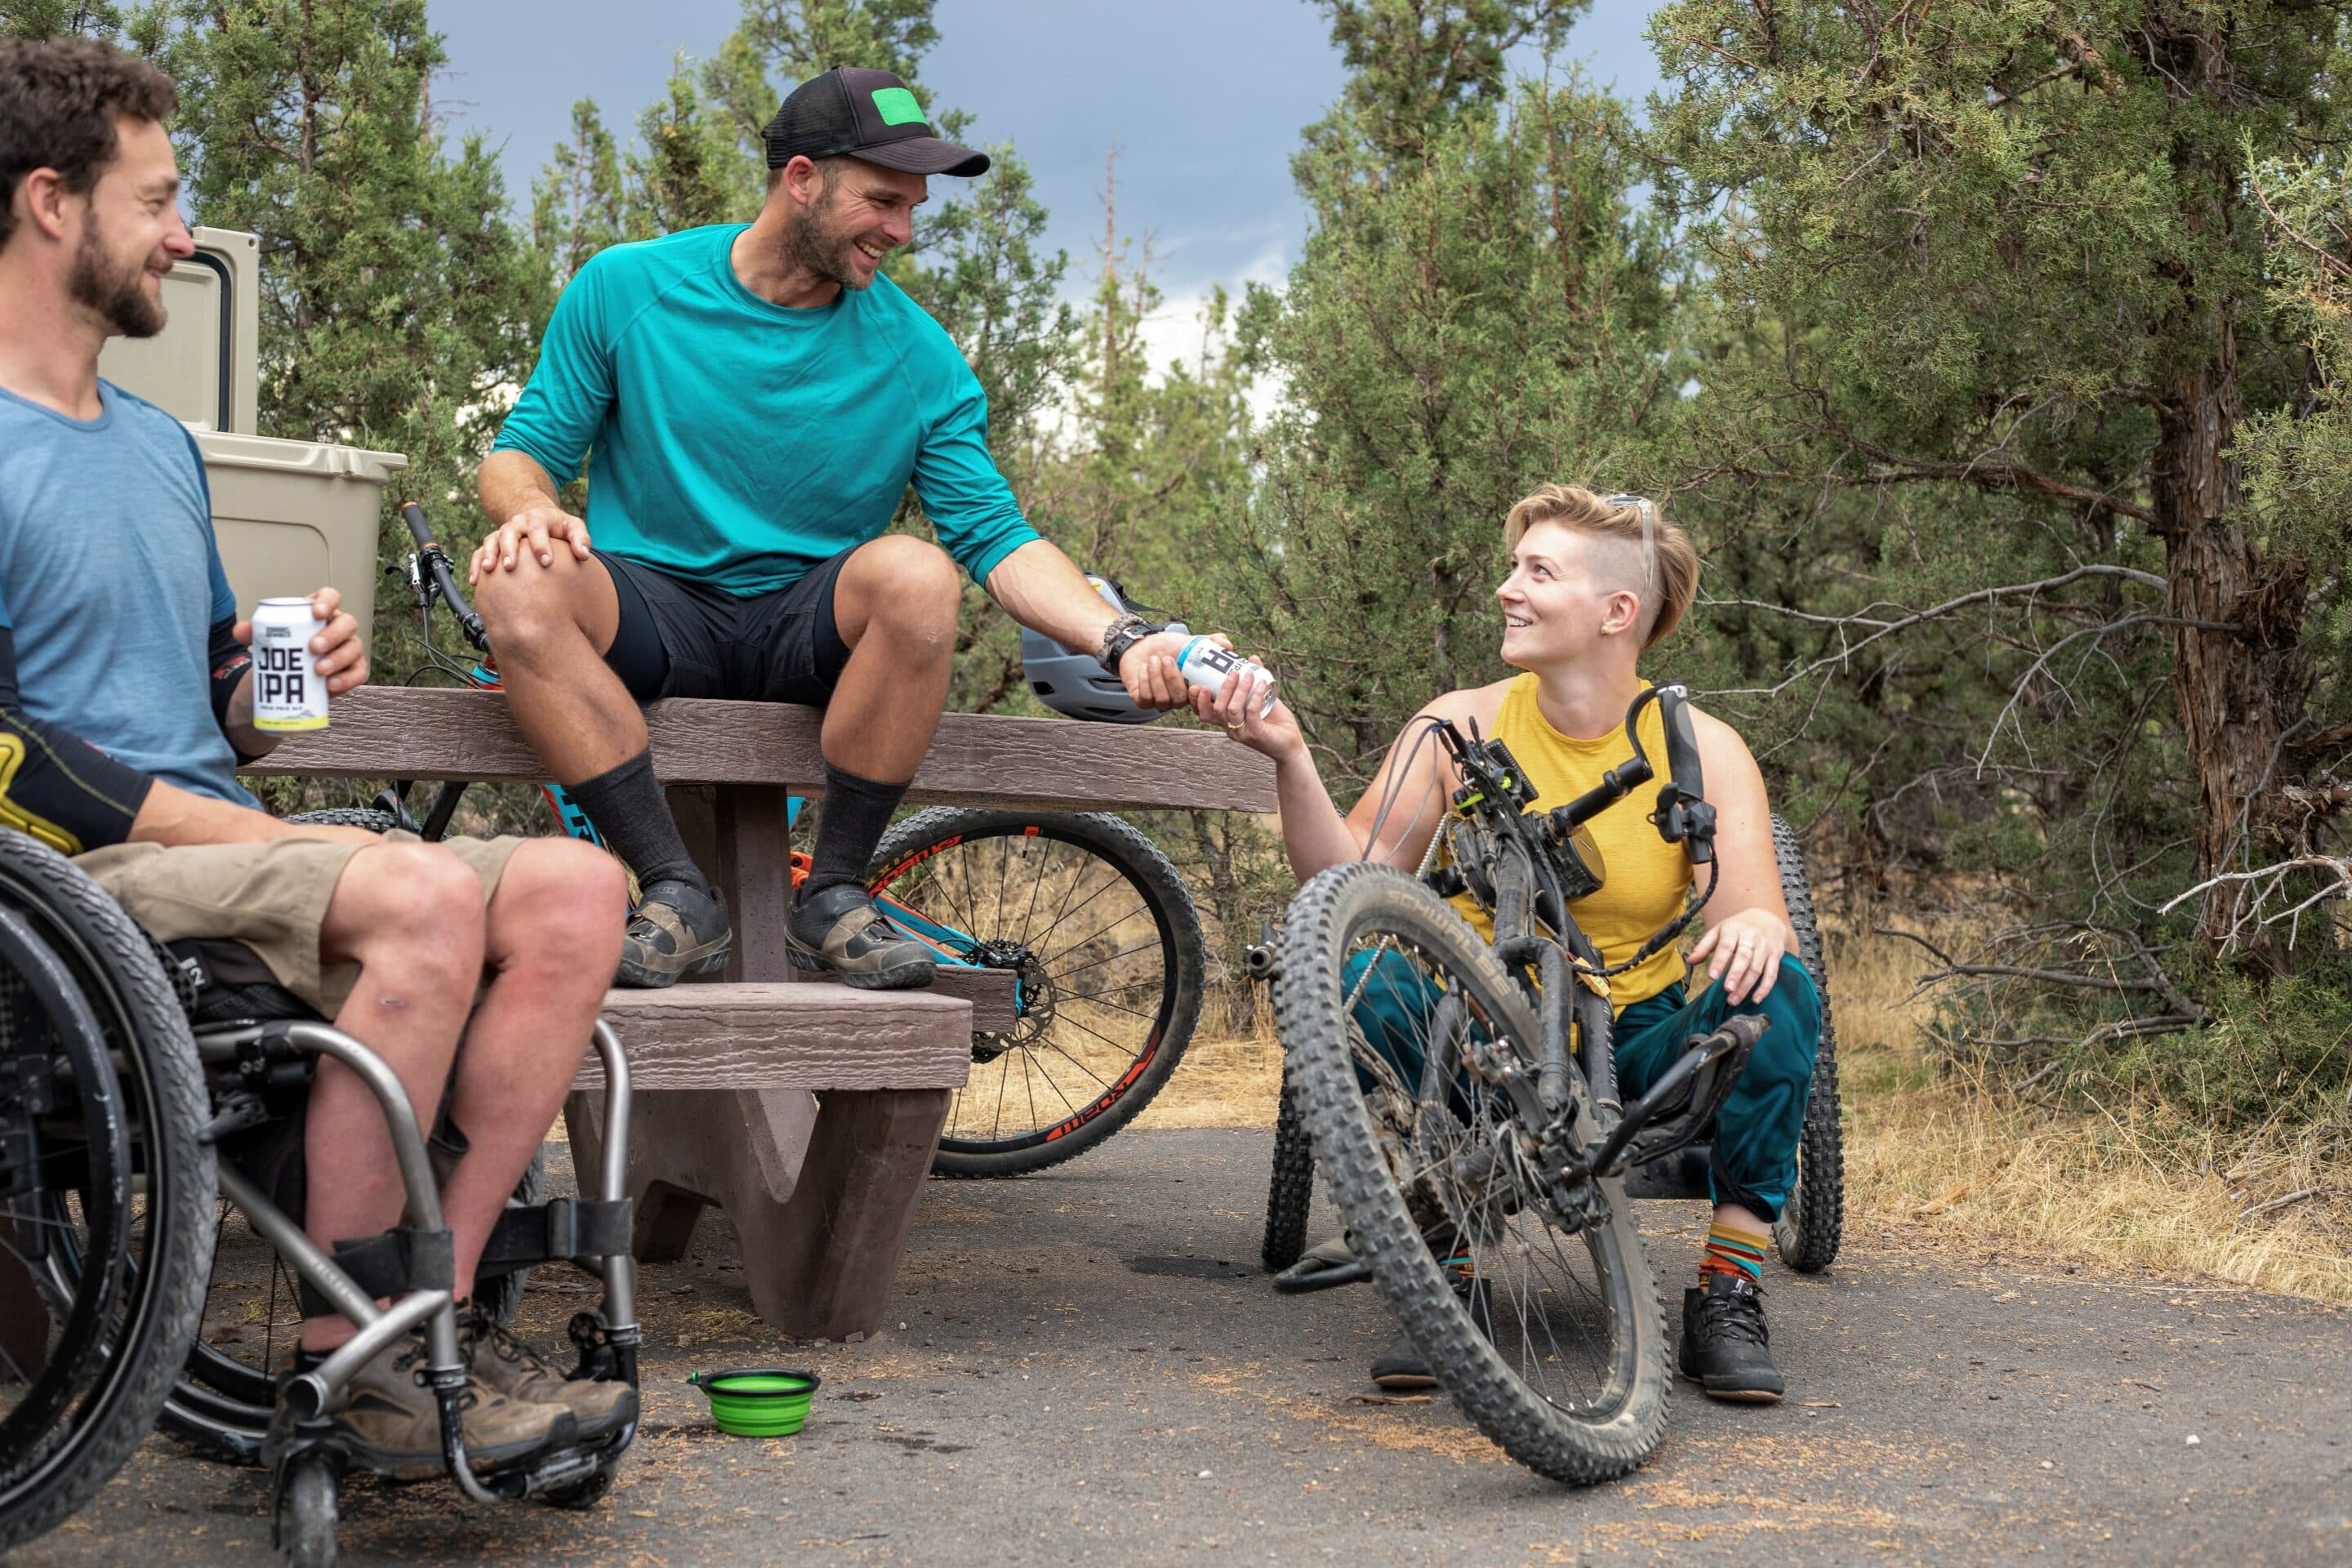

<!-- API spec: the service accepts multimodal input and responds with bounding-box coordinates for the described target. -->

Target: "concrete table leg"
[577,783,950,1339]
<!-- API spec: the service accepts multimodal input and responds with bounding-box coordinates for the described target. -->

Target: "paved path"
[18,1128,2350,1566]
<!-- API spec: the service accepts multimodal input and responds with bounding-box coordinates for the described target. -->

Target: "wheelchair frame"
[193,1015,641,1512]
[0,832,644,1565]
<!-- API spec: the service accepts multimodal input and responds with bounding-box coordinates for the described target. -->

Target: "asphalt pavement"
[16,1127,2350,1566]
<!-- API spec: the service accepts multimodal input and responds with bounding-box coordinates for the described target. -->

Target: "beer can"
[250,597,330,733]
[1175,636,1277,716]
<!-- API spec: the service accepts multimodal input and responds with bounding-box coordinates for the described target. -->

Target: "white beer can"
[1175,635,1277,716]
[250,597,330,733]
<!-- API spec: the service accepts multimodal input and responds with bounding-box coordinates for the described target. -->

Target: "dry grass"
[1132,1009,1285,1130]
[1144,920,2352,1303]
[1826,920,2352,1303]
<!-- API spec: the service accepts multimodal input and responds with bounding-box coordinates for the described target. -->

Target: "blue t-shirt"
[0,380,252,806]
[492,224,1040,596]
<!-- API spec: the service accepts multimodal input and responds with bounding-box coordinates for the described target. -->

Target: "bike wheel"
[1770,815,1843,1273]
[281,808,399,834]
[1274,863,1668,1484]
[865,808,1207,1178]
[1260,1063,1315,1272]
[0,831,215,1551]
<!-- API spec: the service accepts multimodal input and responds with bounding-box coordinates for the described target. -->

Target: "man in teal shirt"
[475,68,1208,987]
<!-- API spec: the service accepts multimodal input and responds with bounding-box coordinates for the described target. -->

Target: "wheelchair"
[0,828,642,1564]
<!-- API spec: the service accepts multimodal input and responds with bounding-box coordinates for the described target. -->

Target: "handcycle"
[367,503,1209,1178]
[0,829,642,1562]
[1260,684,1841,1482]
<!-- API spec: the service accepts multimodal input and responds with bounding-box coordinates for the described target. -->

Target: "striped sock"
[1700,1220,1768,1283]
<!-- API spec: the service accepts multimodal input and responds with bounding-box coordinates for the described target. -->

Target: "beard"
[779,192,878,293]
[70,216,167,338]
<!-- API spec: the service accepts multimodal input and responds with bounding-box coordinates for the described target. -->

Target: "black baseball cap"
[761,67,989,179]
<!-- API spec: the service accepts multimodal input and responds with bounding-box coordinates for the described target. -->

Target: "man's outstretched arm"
[983,538,1199,709]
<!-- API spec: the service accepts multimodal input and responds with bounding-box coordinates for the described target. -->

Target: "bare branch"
[1706,564,2172,698]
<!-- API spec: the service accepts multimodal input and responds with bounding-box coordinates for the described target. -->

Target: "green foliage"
[1237,2,1677,788]
[623,57,754,236]
[529,99,625,291]
[2,0,126,38]
[153,0,543,670]
[1643,1,2348,974]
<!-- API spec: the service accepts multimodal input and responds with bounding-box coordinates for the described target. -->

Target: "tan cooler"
[195,433,405,657]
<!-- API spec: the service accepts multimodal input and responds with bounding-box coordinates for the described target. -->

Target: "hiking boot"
[617,879,732,988]
[785,881,936,990]
[1369,1271,1489,1392]
[461,1306,639,1446]
[276,1328,571,1481]
[1678,1272,1784,1402]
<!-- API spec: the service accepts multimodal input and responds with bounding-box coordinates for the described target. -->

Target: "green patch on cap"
[871,87,926,127]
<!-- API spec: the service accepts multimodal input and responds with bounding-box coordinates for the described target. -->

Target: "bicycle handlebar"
[397,501,488,653]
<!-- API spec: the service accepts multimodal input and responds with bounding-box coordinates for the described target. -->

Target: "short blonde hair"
[1503,484,1699,648]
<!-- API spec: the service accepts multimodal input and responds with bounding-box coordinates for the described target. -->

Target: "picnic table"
[251,687,1274,1339]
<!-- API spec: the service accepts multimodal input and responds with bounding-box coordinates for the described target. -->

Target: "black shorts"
[595,546,856,702]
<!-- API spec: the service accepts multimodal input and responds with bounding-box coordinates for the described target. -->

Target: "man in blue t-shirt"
[0,38,631,1476]
[474,67,1229,989]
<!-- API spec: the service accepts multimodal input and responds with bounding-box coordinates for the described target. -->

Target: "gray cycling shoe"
[617,879,733,988]
[785,881,936,990]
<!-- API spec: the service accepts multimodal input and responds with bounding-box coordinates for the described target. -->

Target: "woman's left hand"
[1687,906,1793,1006]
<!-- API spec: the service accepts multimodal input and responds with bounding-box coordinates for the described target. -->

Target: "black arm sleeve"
[207,616,261,760]
[0,627,154,854]
[208,616,251,727]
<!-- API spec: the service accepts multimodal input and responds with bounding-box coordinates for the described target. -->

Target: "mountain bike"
[365,505,1208,1179]
[1270,684,1774,1483]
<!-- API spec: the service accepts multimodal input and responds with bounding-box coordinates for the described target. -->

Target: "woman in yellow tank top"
[1152,485,1822,1404]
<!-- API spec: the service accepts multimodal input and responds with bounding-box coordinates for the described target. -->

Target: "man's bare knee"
[489,840,626,976]
[475,551,608,662]
[326,844,487,987]
[848,537,960,652]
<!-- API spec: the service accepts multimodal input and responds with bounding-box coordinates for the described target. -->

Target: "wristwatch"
[1098,612,1158,679]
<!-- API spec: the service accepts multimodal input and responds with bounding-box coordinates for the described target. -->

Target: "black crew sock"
[800,762,909,901]
[568,749,707,893]
[295,1346,330,1374]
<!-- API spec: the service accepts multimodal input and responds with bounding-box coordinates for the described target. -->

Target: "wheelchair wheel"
[1275,864,1668,1484]
[1769,815,1843,1273]
[0,831,216,1552]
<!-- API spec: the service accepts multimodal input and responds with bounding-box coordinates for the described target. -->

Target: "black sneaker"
[1678,1272,1784,1402]
[786,881,937,991]
[617,879,733,989]
[1370,1272,1489,1392]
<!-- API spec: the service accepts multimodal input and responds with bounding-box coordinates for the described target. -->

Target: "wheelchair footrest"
[477,1198,635,1275]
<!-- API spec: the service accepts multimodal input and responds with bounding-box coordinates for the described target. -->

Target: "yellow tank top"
[1446,674,1691,1009]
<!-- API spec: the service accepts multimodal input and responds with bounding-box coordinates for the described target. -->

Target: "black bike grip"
[399,500,436,550]
[1657,684,1705,803]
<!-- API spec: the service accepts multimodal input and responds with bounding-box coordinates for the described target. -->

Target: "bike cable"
[1358,715,1450,865]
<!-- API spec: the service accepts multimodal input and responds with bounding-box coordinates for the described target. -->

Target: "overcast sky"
[434,0,1667,312]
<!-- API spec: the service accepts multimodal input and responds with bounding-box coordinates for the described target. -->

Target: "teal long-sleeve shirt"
[492,224,1039,596]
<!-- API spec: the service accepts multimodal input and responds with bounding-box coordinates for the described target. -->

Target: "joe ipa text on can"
[1175,636,1277,716]
[250,597,330,733]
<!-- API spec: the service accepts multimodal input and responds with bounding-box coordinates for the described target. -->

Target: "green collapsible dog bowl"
[688,1368,822,1437]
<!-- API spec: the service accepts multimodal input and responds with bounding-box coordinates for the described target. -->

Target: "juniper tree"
[1236,0,1679,788]
[1647,0,2352,970]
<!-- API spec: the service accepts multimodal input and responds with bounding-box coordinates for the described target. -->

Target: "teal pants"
[1343,951,1821,1221]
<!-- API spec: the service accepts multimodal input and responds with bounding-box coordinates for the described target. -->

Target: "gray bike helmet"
[1022,575,1187,724]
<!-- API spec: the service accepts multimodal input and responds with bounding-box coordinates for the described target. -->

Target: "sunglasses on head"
[1597,492,1659,591]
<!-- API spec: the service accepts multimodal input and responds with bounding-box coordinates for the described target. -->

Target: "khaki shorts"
[74,831,524,1017]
